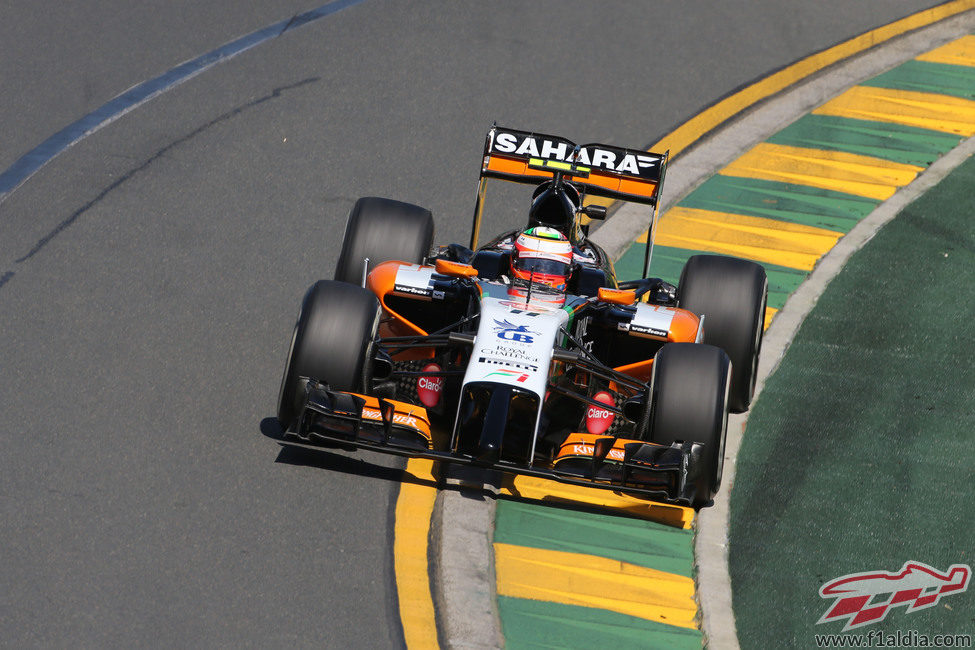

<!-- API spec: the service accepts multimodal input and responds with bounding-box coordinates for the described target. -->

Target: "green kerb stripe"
[616,244,806,312]
[767,114,963,167]
[677,175,877,233]
[494,500,694,577]
[498,597,702,650]
[861,59,975,100]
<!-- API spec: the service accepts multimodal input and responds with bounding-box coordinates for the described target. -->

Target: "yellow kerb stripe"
[719,142,923,201]
[642,206,843,271]
[814,86,975,137]
[494,543,698,629]
[915,34,975,66]
[394,459,440,649]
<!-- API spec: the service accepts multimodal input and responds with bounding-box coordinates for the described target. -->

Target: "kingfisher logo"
[493,319,539,344]
[571,444,625,462]
[817,561,971,631]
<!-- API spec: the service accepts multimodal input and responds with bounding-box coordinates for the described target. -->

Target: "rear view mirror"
[581,204,607,220]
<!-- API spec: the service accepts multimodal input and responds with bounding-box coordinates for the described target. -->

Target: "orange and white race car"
[275,126,767,508]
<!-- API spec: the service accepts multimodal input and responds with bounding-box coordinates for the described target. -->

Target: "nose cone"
[474,388,510,465]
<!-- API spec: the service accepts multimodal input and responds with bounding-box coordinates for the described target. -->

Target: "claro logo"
[417,363,443,407]
[585,391,615,435]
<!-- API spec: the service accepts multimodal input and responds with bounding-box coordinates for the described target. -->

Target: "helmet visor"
[514,257,569,278]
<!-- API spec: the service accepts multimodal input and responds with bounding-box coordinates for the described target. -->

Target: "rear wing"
[482,126,667,204]
[471,125,669,278]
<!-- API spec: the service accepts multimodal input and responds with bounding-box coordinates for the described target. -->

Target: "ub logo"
[493,319,538,344]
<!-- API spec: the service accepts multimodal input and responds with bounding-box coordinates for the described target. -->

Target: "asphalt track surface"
[0,1,947,646]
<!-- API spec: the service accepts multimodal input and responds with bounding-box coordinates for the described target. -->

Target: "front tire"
[649,343,731,509]
[334,197,434,284]
[677,254,767,413]
[277,280,380,430]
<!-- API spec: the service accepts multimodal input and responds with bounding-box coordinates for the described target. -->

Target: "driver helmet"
[511,227,573,290]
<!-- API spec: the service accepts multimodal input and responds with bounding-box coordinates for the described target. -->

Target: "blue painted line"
[0,0,365,202]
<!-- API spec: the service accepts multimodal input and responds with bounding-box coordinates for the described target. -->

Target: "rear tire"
[334,197,434,284]
[649,343,731,509]
[677,254,767,412]
[277,280,380,430]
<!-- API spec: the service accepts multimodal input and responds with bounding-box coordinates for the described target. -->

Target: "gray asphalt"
[0,0,944,646]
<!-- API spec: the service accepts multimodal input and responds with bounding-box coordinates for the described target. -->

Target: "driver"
[510,227,573,291]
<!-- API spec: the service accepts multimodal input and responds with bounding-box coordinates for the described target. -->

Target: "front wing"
[281,379,705,507]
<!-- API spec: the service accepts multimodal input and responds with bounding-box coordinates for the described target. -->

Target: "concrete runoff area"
[729,153,975,647]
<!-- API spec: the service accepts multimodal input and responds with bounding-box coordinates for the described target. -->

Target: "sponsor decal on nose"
[417,363,443,407]
[585,391,615,434]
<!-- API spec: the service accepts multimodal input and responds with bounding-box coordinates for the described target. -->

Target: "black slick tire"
[649,343,731,509]
[334,197,434,284]
[277,280,380,430]
[677,254,767,413]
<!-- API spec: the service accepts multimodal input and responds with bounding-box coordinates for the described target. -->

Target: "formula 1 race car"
[275,125,767,508]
